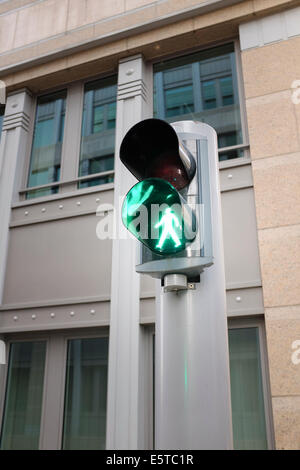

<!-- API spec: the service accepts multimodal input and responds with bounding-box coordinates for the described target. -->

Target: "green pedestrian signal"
[119,118,215,279]
[155,208,181,250]
[122,178,196,255]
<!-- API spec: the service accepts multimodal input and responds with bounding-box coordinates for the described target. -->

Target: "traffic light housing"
[120,119,196,191]
[120,118,214,279]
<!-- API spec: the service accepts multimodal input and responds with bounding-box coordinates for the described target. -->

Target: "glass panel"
[219,148,244,162]
[220,76,234,106]
[228,328,268,450]
[202,80,217,109]
[153,43,243,161]
[62,337,109,450]
[27,90,66,199]
[79,77,117,188]
[165,85,194,117]
[0,341,46,450]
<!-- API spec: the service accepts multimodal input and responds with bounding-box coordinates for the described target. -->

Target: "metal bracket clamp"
[163,274,188,293]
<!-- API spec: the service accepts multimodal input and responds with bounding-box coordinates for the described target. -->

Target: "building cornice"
[0,0,249,77]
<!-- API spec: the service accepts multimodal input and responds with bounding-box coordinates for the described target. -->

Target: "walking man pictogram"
[155,207,181,249]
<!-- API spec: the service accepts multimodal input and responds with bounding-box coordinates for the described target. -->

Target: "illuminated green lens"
[122,178,196,255]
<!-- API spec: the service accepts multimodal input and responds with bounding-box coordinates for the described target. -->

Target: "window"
[0,331,109,450]
[62,337,109,450]
[78,77,117,188]
[23,75,117,200]
[228,325,270,450]
[153,43,247,161]
[26,91,67,199]
[0,341,46,450]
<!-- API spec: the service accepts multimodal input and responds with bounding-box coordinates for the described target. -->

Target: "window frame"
[25,89,68,198]
[152,39,250,168]
[20,72,117,202]
[0,332,50,450]
[0,328,109,450]
[77,75,117,189]
[59,328,109,451]
[228,317,275,450]
[21,87,67,201]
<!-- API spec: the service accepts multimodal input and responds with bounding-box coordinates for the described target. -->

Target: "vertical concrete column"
[0,89,33,304]
[106,55,152,449]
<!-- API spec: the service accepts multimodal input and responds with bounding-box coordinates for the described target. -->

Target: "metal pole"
[155,122,233,450]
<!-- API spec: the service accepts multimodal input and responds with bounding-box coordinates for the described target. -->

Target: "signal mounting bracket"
[163,274,188,293]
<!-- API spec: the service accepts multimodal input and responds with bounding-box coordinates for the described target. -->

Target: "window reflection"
[62,337,109,450]
[228,328,268,450]
[0,342,46,450]
[154,44,244,160]
[165,85,194,117]
[27,91,66,199]
[79,77,117,188]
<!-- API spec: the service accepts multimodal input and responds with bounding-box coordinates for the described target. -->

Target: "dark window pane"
[202,80,217,109]
[218,131,237,148]
[79,174,114,189]
[220,76,234,106]
[153,44,244,159]
[165,85,194,117]
[79,77,117,188]
[62,337,109,450]
[219,148,244,162]
[26,186,59,199]
[228,328,268,450]
[0,342,46,450]
[27,90,66,199]
[218,131,244,161]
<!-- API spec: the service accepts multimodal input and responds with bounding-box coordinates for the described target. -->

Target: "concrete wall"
[240,7,300,450]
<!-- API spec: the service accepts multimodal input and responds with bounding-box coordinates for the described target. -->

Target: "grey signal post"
[153,121,233,450]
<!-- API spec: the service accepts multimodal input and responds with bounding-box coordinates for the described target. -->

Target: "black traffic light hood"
[120,118,195,190]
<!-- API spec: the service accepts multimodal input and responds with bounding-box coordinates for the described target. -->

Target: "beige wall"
[0,0,299,92]
[242,34,300,449]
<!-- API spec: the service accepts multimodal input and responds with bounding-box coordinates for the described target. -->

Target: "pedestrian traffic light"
[121,119,197,256]
[120,119,215,279]
[121,177,197,255]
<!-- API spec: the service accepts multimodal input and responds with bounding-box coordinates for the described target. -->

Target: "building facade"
[0,0,299,450]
